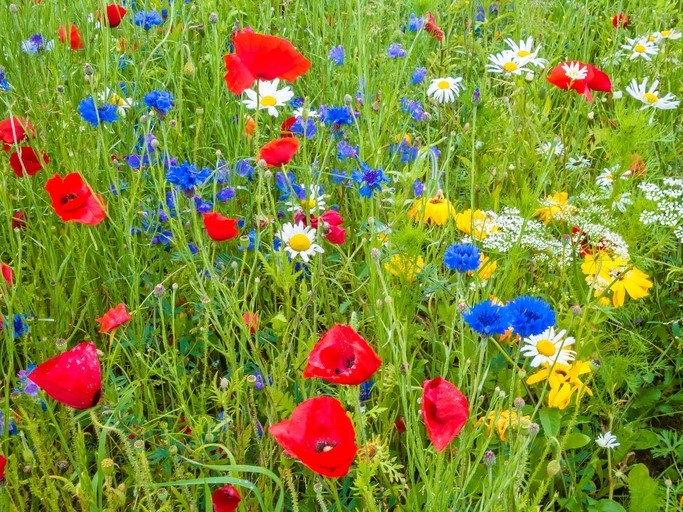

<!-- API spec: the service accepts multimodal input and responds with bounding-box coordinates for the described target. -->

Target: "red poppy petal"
[203,212,239,241]
[28,342,102,409]
[258,138,299,168]
[1,262,13,287]
[223,53,257,95]
[96,303,131,333]
[212,484,241,512]
[233,32,311,84]
[587,65,612,92]
[421,377,469,452]
[9,147,49,177]
[105,4,127,27]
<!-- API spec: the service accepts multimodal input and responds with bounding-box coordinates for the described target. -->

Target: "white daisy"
[565,155,592,171]
[242,79,294,117]
[650,28,682,43]
[621,37,659,61]
[279,222,324,263]
[504,37,547,68]
[536,138,565,157]
[520,327,576,367]
[612,192,632,213]
[560,61,588,81]
[625,78,680,110]
[485,50,530,75]
[292,106,319,119]
[596,165,626,189]
[595,432,620,449]
[98,88,134,117]
[426,77,465,103]
[285,185,326,214]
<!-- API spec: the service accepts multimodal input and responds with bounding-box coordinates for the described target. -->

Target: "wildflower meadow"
[2,0,683,510]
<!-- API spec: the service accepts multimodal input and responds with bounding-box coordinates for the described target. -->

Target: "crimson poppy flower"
[9,147,49,177]
[203,212,239,241]
[95,303,131,333]
[258,137,299,168]
[546,61,611,102]
[243,312,259,333]
[105,4,127,27]
[424,12,444,42]
[280,116,297,137]
[223,31,311,95]
[58,24,85,50]
[0,117,35,150]
[0,454,5,481]
[303,324,381,385]
[45,172,106,225]
[294,210,347,245]
[212,484,241,512]
[612,13,629,28]
[1,262,13,287]
[12,211,27,229]
[421,377,469,452]
[270,396,357,478]
[28,341,102,409]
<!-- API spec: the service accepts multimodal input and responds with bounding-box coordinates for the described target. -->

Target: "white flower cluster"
[639,178,683,242]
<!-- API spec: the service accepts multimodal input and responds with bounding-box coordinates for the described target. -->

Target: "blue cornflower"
[330,168,348,184]
[188,243,199,254]
[506,296,556,337]
[360,380,375,402]
[274,171,300,200]
[152,230,173,248]
[443,244,481,272]
[290,117,317,139]
[463,300,511,337]
[289,97,305,109]
[193,196,212,213]
[251,371,272,391]
[17,364,39,397]
[0,67,10,92]
[216,187,235,202]
[4,314,30,339]
[337,140,359,160]
[472,87,481,104]
[351,162,390,198]
[234,159,254,180]
[165,161,211,191]
[389,140,418,164]
[21,34,54,54]
[133,10,164,30]
[475,6,486,22]
[143,90,174,115]
[78,97,119,127]
[407,13,425,31]
[320,105,355,127]
[329,45,345,65]
[411,67,427,85]
[400,97,427,121]
[387,43,407,58]
[413,179,424,197]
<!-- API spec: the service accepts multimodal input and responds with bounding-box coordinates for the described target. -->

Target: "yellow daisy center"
[661,30,671,37]
[647,35,656,42]
[643,92,659,104]
[503,61,518,72]
[634,44,646,53]
[260,95,278,107]
[517,50,531,57]
[437,80,451,90]
[108,94,126,107]
[536,340,557,357]
[289,233,312,252]
[300,198,317,210]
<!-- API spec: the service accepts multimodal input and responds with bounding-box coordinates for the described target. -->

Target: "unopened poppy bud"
[171,282,179,290]
[55,338,67,351]
[546,459,561,476]
[208,12,218,24]
[101,458,116,476]
[157,488,169,501]
[133,440,144,450]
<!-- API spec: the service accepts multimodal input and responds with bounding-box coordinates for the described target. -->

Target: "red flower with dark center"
[203,212,239,241]
[303,324,381,385]
[45,173,106,225]
[0,117,35,150]
[294,210,347,245]
[9,147,49,177]
[1,262,13,287]
[0,454,6,481]
[270,396,357,478]
[105,4,127,27]
[612,13,629,28]
[28,341,102,410]
[223,32,311,95]
[58,24,85,50]
[258,137,299,168]
[12,211,27,229]
[212,484,241,512]
[96,303,131,333]
[547,61,611,102]
[421,377,469,452]
[280,116,297,137]
[424,12,444,42]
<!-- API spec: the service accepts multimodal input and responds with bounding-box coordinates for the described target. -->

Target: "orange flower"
[96,303,131,333]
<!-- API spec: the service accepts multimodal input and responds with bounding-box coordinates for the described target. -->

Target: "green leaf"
[564,433,591,449]
[629,464,662,511]
[590,499,626,512]
[539,408,561,438]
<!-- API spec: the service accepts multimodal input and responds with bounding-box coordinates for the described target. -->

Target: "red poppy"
[546,61,611,102]
[0,454,5,481]
[105,4,127,27]
[12,211,27,229]
[270,396,357,478]
[1,262,13,287]
[203,212,239,241]
[223,31,311,95]
[303,324,381,385]
[612,13,629,28]
[212,484,241,512]
[28,341,102,410]
[0,117,35,150]
[421,377,469,452]
[294,210,347,245]
[96,303,131,333]
[243,312,259,333]
[280,116,297,137]
[424,12,444,42]
[9,147,49,177]
[45,172,106,225]
[395,417,406,434]
[58,24,85,50]
[258,137,299,168]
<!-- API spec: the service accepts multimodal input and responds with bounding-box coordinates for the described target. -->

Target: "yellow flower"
[408,193,457,226]
[477,409,531,442]
[455,209,499,239]
[384,254,425,282]
[581,252,653,307]
[533,192,576,224]
[475,254,497,280]
[527,360,593,410]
